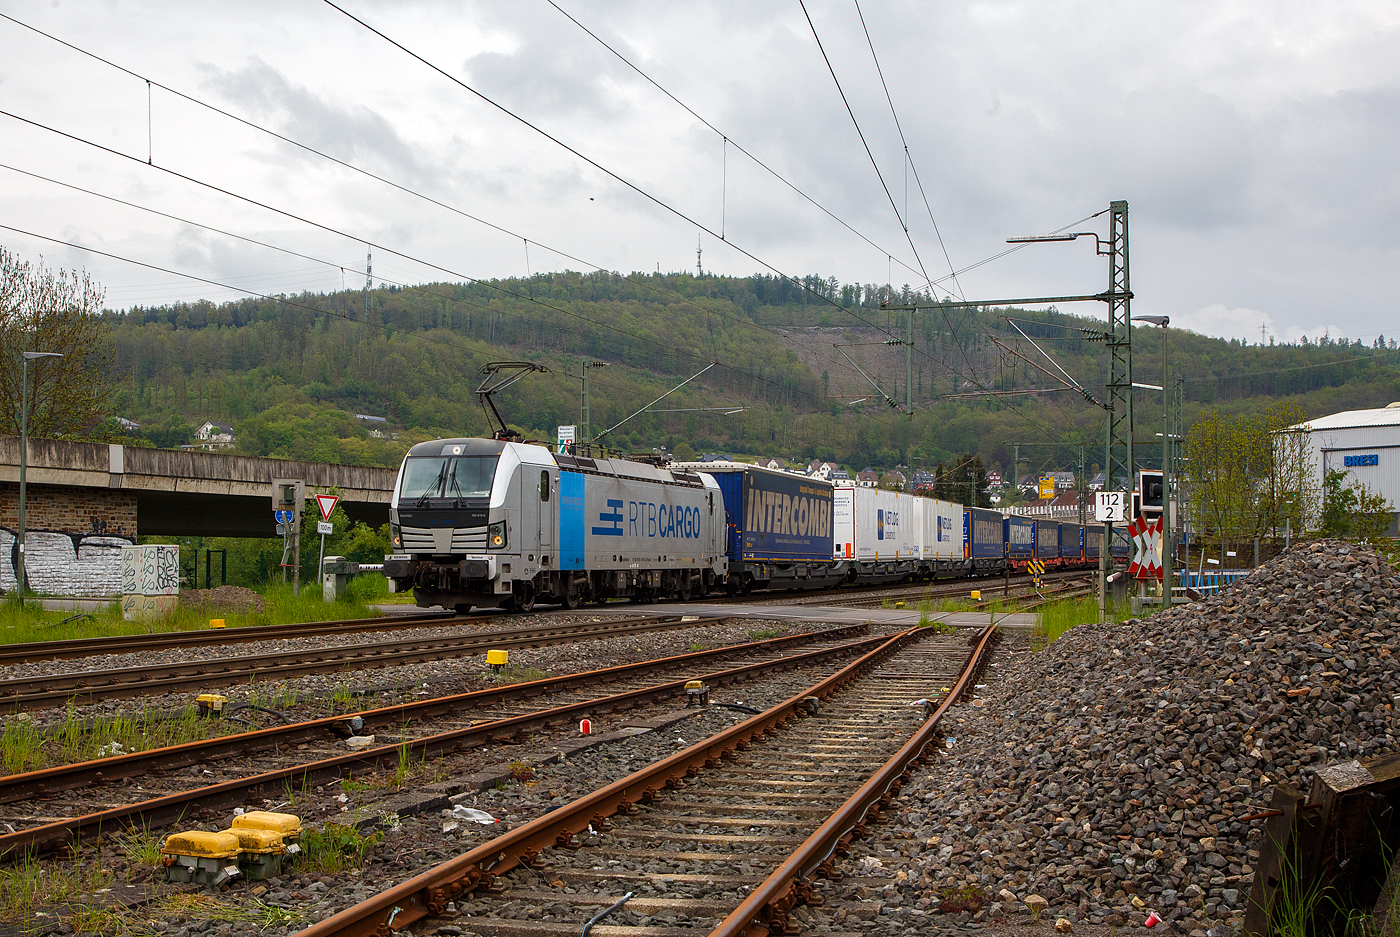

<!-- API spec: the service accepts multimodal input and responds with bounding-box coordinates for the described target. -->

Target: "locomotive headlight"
[390,524,402,548]
[488,521,507,549]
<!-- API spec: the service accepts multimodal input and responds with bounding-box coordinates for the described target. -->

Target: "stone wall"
[0,482,137,597]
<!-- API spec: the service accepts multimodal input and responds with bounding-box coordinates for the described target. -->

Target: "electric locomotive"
[382,438,726,613]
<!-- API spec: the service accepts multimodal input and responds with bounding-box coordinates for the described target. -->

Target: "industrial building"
[1291,402,1400,537]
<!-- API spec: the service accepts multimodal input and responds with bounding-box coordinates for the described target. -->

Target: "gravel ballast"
[823,540,1400,934]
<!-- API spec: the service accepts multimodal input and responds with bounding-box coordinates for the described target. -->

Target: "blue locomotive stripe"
[560,471,586,569]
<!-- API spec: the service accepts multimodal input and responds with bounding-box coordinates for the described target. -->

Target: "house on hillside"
[193,421,235,450]
[986,470,1003,489]
[910,469,934,489]
[807,460,843,481]
[879,470,907,490]
[856,468,879,487]
[1008,491,1083,519]
[754,456,786,470]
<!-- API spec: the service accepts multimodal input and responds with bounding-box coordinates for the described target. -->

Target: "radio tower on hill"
[696,236,702,278]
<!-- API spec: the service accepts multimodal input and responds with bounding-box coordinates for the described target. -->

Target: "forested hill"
[104,270,1400,480]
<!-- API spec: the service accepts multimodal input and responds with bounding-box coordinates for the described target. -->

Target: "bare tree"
[0,247,115,438]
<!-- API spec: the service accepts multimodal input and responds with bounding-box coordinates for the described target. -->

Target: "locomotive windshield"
[399,455,498,503]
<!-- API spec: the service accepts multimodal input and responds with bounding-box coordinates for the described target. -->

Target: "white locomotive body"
[383,438,725,613]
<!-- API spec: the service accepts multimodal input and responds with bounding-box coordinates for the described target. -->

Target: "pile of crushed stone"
[879,540,1400,932]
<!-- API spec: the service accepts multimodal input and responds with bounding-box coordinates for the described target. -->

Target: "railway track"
[0,622,888,860]
[0,567,1081,667]
[802,570,1088,609]
[0,613,718,712]
[0,610,467,667]
[298,623,998,937]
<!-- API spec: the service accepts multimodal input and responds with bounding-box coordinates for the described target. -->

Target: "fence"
[1183,569,1252,595]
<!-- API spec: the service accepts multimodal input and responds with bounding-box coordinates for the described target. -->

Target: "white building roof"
[1292,403,1400,432]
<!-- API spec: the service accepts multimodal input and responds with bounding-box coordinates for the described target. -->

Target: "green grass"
[0,582,384,647]
[293,823,383,874]
[113,824,163,867]
[0,851,115,933]
[491,663,550,685]
[2,705,217,776]
[1,718,45,774]
[747,628,784,641]
[1032,596,1137,649]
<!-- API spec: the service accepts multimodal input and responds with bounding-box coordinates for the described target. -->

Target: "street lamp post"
[1133,316,1171,606]
[16,351,64,608]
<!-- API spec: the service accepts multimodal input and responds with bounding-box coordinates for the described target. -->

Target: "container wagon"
[1033,519,1061,569]
[964,506,1006,576]
[916,496,965,579]
[1083,525,1104,564]
[675,461,843,595]
[1004,515,1035,572]
[832,485,920,583]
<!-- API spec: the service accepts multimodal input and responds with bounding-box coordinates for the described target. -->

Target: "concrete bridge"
[1,436,397,595]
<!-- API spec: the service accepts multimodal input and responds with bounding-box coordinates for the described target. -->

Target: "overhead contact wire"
[0,11,853,350]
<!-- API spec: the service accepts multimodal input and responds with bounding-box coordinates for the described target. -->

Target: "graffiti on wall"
[0,523,137,597]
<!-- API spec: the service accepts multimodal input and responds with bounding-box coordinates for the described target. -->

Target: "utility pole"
[880,200,1135,617]
[581,360,609,447]
[1079,444,1088,526]
[1100,201,1134,620]
[906,306,914,420]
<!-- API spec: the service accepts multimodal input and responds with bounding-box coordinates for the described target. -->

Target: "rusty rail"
[0,622,867,806]
[0,613,720,711]
[293,627,929,937]
[0,611,459,666]
[711,623,1001,936]
[0,625,880,860]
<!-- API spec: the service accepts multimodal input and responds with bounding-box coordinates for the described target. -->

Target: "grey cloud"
[199,59,436,187]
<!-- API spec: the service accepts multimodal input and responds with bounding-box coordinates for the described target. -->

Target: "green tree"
[0,247,115,438]
[1185,402,1312,553]
[1322,468,1395,542]
[143,414,193,449]
[1320,469,1358,537]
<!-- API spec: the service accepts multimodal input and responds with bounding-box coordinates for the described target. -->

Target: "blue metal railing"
[1184,569,1252,595]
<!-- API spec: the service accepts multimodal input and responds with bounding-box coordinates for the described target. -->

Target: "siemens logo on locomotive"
[593,497,704,539]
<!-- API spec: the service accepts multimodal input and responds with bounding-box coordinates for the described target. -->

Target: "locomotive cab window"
[539,470,550,502]
[399,455,498,503]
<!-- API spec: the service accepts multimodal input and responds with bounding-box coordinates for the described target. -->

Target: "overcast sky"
[1,1,1396,346]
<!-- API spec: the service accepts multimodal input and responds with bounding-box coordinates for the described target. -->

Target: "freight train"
[382,442,1110,611]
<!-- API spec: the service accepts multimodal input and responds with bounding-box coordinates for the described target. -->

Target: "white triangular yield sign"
[315,493,340,521]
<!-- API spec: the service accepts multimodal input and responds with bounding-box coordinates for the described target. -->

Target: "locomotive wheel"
[453,603,473,616]
[725,574,740,597]
[514,584,536,613]
[677,579,693,601]
[562,591,581,610]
